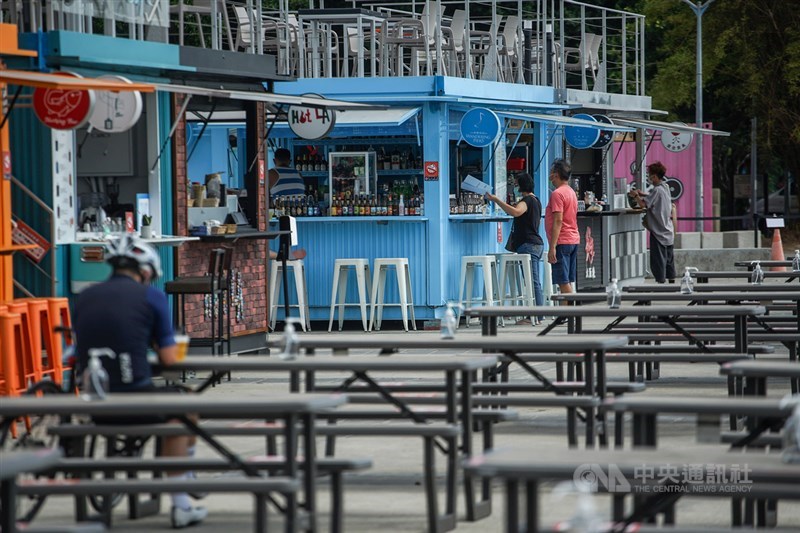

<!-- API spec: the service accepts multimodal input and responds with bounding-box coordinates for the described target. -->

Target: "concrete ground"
[24,301,800,532]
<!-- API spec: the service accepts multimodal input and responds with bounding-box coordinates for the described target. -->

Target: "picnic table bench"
[465,305,765,354]
[625,283,800,293]
[721,360,800,395]
[603,395,794,448]
[0,393,345,533]
[49,420,460,533]
[260,334,629,448]
[690,270,799,283]
[167,355,497,527]
[735,260,794,270]
[464,446,800,532]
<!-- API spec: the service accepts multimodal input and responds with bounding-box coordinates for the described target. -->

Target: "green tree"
[643,0,800,223]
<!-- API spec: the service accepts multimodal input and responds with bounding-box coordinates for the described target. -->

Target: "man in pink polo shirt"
[545,159,580,297]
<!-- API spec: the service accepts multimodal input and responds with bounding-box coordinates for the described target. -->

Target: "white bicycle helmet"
[105,234,162,279]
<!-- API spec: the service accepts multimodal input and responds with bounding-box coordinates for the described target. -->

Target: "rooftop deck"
[2,0,646,98]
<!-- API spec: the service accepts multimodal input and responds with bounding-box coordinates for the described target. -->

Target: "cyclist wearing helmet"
[73,235,207,528]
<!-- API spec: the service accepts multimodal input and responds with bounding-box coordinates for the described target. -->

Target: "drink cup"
[174,335,190,361]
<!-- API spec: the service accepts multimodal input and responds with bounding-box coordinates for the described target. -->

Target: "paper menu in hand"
[461,175,491,196]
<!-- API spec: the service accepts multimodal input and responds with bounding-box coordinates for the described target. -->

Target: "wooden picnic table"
[464,446,800,532]
[0,393,345,533]
[0,448,63,532]
[721,360,800,395]
[464,304,764,354]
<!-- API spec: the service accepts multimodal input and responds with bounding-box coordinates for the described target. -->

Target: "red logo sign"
[424,161,439,181]
[11,219,51,263]
[258,160,266,184]
[33,73,95,130]
[497,222,503,244]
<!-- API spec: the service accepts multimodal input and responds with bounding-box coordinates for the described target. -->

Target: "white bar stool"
[328,258,372,332]
[457,255,501,328]
[369,258,416,332]
[497,253,535,308]
[269,259,311,332]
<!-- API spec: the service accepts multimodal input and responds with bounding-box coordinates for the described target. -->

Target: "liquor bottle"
[419,194,425,216]
[399,195,405,217]
[306,195,313,217]
[370,195,377,216]
[295,155,302,171]
[391,149,401,170]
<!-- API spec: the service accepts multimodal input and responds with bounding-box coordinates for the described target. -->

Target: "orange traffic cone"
[770,229,787,271]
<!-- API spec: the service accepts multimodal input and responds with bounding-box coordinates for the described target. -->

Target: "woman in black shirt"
[485,173,545,324]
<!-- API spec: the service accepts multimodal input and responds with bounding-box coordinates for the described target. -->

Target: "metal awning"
[496,110,635,132]
[610,117,730,137]
[330,107,420,127]
[153,83,376,110]
[0,69,155,92]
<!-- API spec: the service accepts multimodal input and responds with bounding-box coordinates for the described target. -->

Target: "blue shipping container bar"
[266,76,636,324]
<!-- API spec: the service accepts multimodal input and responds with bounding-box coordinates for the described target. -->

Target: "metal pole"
[750,117,758,243]
[681,0,715,232]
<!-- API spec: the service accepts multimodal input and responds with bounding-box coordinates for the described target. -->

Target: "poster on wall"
[52,129,77,243]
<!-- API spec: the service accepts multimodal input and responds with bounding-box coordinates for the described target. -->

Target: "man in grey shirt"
[629,161,675,283]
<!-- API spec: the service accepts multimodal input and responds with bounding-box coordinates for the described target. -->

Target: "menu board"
[52,129,77,244]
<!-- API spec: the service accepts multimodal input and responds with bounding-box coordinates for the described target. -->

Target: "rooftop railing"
[0,0,645,96]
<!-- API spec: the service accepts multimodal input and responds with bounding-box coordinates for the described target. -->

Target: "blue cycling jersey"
[74,275,175,391]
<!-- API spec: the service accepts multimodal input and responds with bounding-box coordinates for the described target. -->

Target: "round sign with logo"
[460,108,501,148]
[288,94,336,140]
[591,114,614,149]
[564,113,600,149]
[33,71,96,130]
[661,122,693,152]
[665,177,684,200]
[87,75,142,133]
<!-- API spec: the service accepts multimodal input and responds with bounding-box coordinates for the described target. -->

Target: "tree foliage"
[642,0,800,215]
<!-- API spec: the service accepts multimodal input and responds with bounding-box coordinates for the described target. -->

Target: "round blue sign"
[460,108,501,148]
[564,113,600,149]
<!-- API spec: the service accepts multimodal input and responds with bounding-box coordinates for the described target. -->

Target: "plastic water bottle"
[792,250,800,272]
[279,318,302,361]
[440,303,457,340]
[781,398,800,464]
[81,350,110,399]
[751,261,765,285]
[680,267,694,294]
[606,278,621,309]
